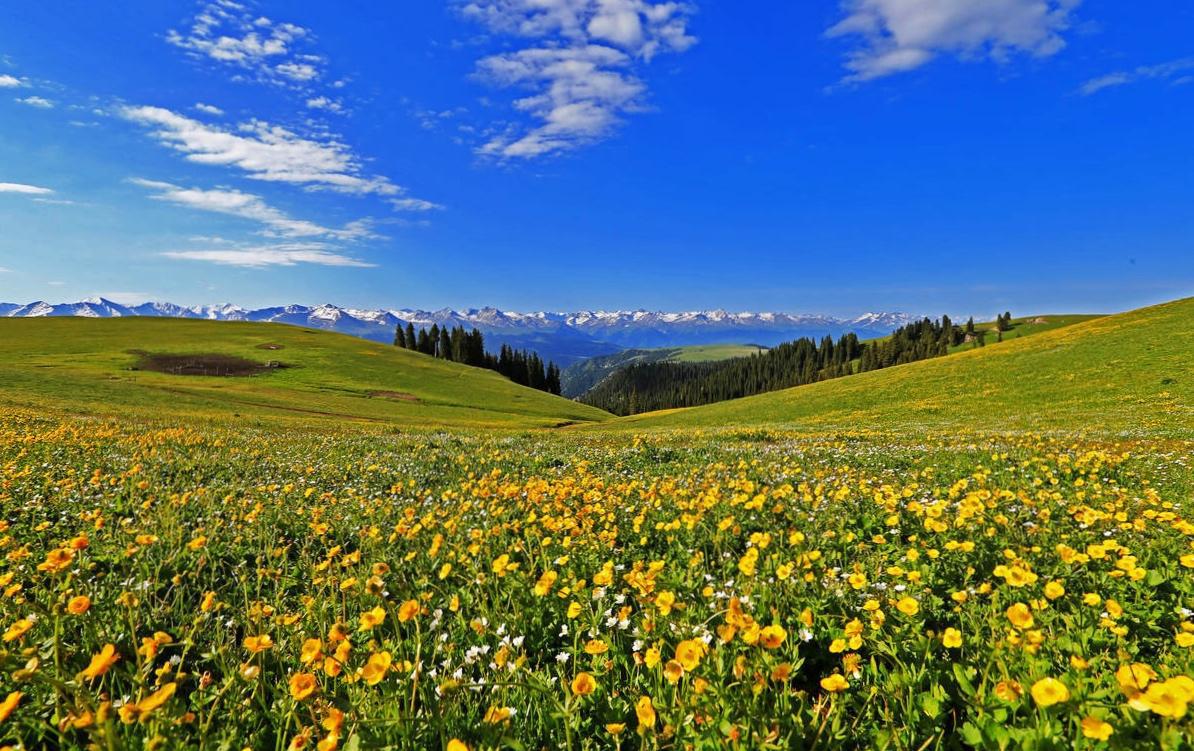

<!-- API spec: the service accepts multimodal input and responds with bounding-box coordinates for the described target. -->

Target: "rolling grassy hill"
[561,343,767,397]
[611,297,1193,437]
[0,318,611,429]
[947,313,1104,353]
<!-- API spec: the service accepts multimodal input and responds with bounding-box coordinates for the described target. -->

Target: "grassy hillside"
[613,297,1193,437]
[0,317,611,429]
[948,313,1104,353]
[561,343,766,396]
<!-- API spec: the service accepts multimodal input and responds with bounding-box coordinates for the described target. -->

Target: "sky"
[0,0,1191,318]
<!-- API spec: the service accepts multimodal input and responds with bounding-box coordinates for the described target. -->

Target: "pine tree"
[393,324,406,348]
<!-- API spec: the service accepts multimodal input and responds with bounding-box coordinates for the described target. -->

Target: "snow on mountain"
[0,300,919,366]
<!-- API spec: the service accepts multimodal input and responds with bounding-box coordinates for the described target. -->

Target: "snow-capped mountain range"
[0,298,920,366]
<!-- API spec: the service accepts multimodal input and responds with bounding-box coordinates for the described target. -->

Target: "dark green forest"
[581,315,985,415]
[395,323,561,395]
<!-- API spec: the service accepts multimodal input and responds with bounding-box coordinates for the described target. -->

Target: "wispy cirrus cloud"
[1080,57,1194,95]
[120,105,399,196]
[827,0,1082,83]
[0,74,23,88]
[0,182,54,195]
[162,243,375,268]
[167,0,326,87]
[15,95,54,108]
[194,102,224,116]
[131,178,377,240]
[457,0,696,159]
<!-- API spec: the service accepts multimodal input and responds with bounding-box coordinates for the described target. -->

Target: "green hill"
[612,297,1193,437]
[0,318,611,429]
[561,343,767,397]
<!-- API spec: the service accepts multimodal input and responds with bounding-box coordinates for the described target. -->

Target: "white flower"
[555,652,570,664]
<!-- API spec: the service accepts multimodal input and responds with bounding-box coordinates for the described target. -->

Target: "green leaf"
[960,722,983,747]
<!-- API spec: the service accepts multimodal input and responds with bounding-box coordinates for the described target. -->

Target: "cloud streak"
[131,178,376,240]
[0,75,23,88]
[15,95,54,108]
[162,243,375,268]
[0,182,54,195]
[120,105,399,195]
[1080,57,1194,95]
[827,0,1082,82]
[458,0,696,158]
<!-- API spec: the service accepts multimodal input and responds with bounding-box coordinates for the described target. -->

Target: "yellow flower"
[1082,593,1101,607]
[361,652,392,686]
[759,624,786,650]
[1140,678,1191,719]
[483,706,513,724]
[847,572,867,590]
[674,639,704,671]
[446,741,469,751]
[570,672,596,696]
[635,695,656,730]
[2,619,33,642]
[820,674,848,693]
[993,680,1022,702]
[1176,632,1194,648]
[663,659,684,683]
[1006,602,1034,630]
[135,682,176,719]
[81,643,120,680]
[397,599,420,623]
[1080,716,1113,741]
[1043,581,1065,600]
[300,638,324,664]
[583,639,609,656]
[566,601,582,619]
[359,606,386,630]
[533,571,558,597]
[895,597,919,616]
[0,691,20,724]
[1030,677,1069,707]
[243,634,274,653]
[942,628,962,649]
[290,672,318,701]
[37,547,74,573]
[605,723,626,735]
[655,591,676,615]
[67,595,91,615]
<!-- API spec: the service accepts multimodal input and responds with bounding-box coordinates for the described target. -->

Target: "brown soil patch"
[133,353,286,377]
[368,390,421,403]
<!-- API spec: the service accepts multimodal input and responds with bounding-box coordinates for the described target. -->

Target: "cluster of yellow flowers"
[0,413,1190,748]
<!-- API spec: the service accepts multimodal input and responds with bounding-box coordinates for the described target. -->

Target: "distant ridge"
[1,298,921,366]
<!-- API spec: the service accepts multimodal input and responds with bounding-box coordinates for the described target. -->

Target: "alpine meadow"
[1,2,1193,751]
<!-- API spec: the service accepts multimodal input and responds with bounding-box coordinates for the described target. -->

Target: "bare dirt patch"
[368,390,421,403]
[132,353,286,377]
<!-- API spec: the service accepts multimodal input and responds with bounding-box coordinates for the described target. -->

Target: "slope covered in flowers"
[0,412,1191,749]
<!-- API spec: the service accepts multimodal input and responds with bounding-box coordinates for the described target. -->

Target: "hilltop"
[561,343,768,397]
[0,317,610,429]
[614,298,1193,437]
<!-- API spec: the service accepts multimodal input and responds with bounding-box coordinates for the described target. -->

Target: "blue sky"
[0,1,1191,318]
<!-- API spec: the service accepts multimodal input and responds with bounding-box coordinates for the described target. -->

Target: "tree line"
[581,313,1007,416]
[394,323,561,395]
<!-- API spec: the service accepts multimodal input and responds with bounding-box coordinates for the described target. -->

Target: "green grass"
[667,343,768,362]
[611,297,1194,437]
[948,314,1105,353]
[0,317,612,429]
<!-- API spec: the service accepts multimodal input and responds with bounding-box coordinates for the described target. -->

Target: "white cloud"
[1080,57,1194,95]
[458,0,696,158]
[390,197,444,212]
[306,96,343,113]
[120,105,399,195]
[0,75,22,88]
[167,1,325,87]
[0,267,11,273]
[131,178,376,240]
[15,95,54,108]
[827,0,1081,82]
[0,182,54,195]
[195,102,225,115]
[162,243,375,268]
